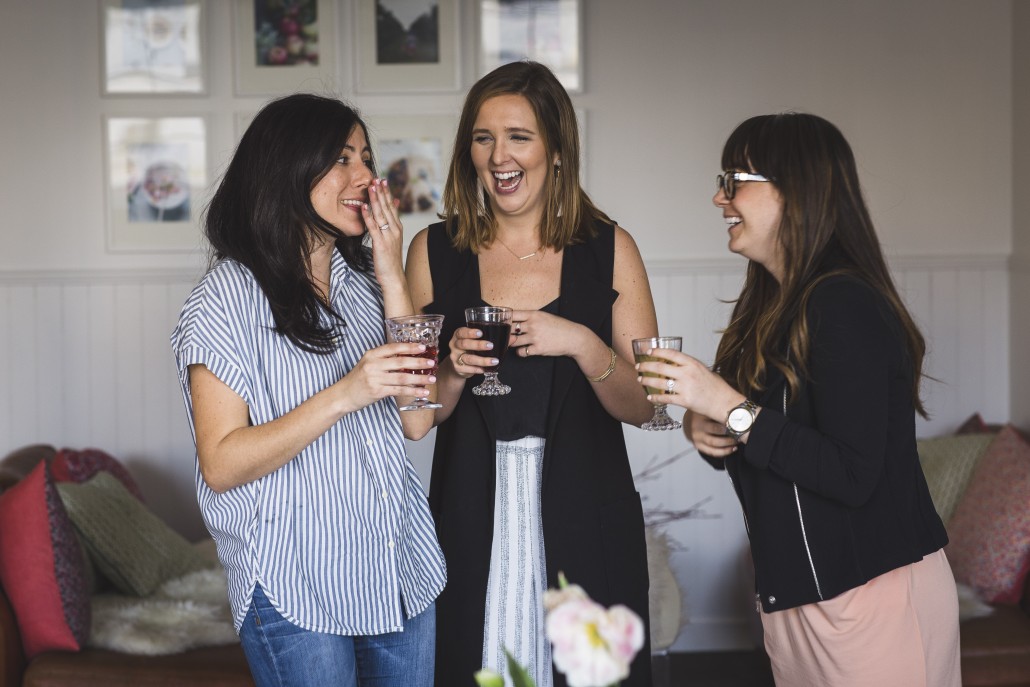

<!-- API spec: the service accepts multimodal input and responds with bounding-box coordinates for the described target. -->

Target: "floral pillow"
[50,447,145,502]
[946,425,1030,604]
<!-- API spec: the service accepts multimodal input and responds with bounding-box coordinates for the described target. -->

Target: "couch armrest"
[0,588,26,687]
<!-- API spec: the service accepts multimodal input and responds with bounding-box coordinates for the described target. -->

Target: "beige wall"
[0,0,1014,272]
[1013,2,1030,429]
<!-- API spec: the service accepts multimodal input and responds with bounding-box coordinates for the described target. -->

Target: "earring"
[554,159,562,178]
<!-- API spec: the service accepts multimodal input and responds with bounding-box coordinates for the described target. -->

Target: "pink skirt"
[761,549,960,687]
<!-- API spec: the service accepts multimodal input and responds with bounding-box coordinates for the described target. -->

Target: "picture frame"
[477,0,583,92]
[354,0,461,93]
[100,0,207,95]
[232,0,336,96]
[103,115,208,253]
[365,112,458,251]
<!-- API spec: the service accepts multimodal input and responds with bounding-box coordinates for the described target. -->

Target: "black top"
[425,219,652,687]
[703,274,949,612]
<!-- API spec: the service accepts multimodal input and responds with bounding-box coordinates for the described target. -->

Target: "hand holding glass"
[385,314,444,411]
[633,336,683,431]
[464,306,513,396]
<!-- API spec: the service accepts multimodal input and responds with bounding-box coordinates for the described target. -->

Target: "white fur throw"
[88,567,237,655]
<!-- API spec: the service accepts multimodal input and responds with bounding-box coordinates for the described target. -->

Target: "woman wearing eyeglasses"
[636,113,959,686]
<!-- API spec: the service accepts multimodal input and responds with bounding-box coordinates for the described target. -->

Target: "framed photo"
[233,0,336,95]
[354,0,461,93]
[366,113,457,250]
[478,0,582,92]
[103,116,207,252]
[100,0,206,95]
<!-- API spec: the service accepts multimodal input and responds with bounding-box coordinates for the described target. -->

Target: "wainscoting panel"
[0,255,1010,651]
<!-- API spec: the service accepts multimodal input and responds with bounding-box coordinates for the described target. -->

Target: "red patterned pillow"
[50,447,145,502]
[0,461,90,657]
[956,413,1004,436]
[946,425,1030,604]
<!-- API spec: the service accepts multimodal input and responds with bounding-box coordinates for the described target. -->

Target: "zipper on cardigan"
[783,383,823,601]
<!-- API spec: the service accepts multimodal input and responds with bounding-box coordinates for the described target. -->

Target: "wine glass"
[464,306,513,396]
[632,336,683,431]
[385,314,445,411]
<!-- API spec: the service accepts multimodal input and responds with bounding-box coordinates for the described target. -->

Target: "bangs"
[721,115,777,175]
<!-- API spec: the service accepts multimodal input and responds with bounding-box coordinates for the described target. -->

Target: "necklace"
[495,236,540,261]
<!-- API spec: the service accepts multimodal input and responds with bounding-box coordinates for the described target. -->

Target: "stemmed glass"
[633,336,683,431]
[464,306,513,396]
[385,314,445,411]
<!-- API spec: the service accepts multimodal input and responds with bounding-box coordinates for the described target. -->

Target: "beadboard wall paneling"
[0,255,1010,651]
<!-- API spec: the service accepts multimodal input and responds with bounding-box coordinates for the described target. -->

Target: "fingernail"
[490,359,499,366]
[484,342,493,349]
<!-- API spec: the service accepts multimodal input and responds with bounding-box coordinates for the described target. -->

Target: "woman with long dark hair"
[405,62,657,686]
[171,93,446,687]
[637,113,960,686]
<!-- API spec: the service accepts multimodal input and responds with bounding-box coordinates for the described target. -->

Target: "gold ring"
[524,345,531,356]
[457,353,467,367]
[379,223,390,230]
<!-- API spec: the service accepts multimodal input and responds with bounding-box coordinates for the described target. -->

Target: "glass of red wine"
[464,306,513,396]
[385,314,445,411]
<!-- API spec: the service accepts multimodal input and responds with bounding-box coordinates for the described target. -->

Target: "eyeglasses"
[716,171,771,200]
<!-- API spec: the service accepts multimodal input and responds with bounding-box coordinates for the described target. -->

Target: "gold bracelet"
[586,346,617,383]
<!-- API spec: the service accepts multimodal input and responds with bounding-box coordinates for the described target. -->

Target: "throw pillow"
[946,425,1030,604]
[50,447,145,502]
[57,472,209,597]
[0,462,90,658]
[917,433,996,523]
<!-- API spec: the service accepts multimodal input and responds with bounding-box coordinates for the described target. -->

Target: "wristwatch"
[725,399,759,440]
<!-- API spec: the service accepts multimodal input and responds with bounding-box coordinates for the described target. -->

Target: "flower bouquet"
[474,573,645,687]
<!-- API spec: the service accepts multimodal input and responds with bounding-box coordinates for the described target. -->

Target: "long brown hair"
[713,113,928,416]
[441,61,610,250]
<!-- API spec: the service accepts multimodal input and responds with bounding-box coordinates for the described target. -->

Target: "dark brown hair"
[713,112,928,416]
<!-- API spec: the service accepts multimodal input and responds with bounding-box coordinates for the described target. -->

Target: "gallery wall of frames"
[97,0,582,254]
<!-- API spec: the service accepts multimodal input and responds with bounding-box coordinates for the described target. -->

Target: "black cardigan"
[424,220,652,687]
[706,274,948,613]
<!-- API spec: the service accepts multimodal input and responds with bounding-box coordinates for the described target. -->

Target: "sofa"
[915,416,1030,687]
[0,444,253,687]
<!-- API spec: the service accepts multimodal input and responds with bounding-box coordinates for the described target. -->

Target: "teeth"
[494,171,522,180]
[726,217,742,226]
[340,199,363,206]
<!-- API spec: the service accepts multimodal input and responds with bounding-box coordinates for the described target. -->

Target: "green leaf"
[473,669,505,687]
[504,648,538,687]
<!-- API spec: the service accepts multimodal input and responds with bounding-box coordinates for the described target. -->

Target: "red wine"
[403,346,438,375]
[469,321,511,371]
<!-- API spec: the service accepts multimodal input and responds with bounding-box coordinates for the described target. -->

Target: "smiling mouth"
[725,217,742,228]
[493,170,523,192]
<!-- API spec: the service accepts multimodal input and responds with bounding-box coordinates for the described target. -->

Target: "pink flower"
[545,596,644,687]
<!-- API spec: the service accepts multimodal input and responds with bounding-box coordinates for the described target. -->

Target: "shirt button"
[381,490,388,500]
[768,596,776,605]
[388,540,395,549]
[366,439,374,447]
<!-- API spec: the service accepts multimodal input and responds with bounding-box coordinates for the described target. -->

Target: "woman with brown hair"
[406,61,657,687]
[638,112,959,686]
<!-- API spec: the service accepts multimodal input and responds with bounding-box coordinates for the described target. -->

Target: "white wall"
[1012,3,1030,429]
[0,0,1019,652]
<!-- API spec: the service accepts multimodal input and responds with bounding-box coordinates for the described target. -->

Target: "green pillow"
[917,433,996,523]
[56,472,208,596]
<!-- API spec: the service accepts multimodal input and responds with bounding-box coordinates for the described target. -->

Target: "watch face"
[728,407,753,432]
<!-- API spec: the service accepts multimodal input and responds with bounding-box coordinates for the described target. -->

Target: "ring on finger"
[379,222,390,230]
[666,378,676,392]
[457,353,467,367]
[524,345,531,357]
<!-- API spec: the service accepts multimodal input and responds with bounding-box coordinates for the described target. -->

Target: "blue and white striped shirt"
[170,249,446,635]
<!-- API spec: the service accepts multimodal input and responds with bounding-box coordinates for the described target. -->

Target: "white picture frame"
[232,0,336,95]
[365,113,458,252]
[100,0,207,95]
[104,115,208,253]
[477,0,583,92]
[354,0,461,93]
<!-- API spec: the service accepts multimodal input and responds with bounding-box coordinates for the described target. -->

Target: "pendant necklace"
[495,236,540,261]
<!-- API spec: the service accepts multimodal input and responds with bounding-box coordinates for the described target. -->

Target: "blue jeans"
[238,585,435,687]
